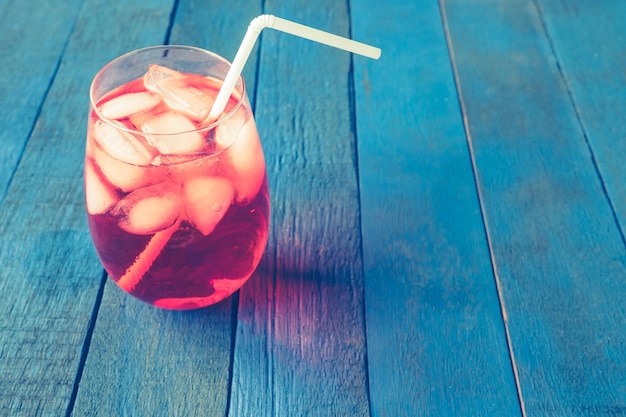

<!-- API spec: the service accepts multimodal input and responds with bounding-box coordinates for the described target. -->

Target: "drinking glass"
[85,46,270,310]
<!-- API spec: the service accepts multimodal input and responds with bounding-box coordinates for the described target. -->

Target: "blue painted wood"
[0,1,109,415]
[0,1,82,204]
[73,292,235,416]
[228,1,370,415]
[3,0,624,415]
[443,0,626,414]
[169,0,261,98]
[351,0,522,415]
[68,1,261,416]
[535,1,626,240]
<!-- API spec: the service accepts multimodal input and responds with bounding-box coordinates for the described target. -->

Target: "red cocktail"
[85,46,269,310]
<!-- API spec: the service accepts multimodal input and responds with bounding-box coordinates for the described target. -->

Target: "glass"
[84,46,270,310]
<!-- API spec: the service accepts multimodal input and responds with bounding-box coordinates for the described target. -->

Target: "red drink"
[85,47,269,310]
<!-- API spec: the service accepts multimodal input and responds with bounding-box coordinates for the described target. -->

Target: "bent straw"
[207,14,381,121]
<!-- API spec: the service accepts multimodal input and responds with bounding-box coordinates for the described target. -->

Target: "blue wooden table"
[1,0,625,415]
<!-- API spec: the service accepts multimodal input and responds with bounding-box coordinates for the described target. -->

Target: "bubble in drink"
[86,50,269,310]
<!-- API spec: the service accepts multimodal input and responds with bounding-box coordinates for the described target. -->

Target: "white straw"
[207,14,381,121]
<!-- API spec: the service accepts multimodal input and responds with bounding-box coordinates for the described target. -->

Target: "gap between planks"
[437,1,528,416]
[531,0,626,253]
[64,271,108,417]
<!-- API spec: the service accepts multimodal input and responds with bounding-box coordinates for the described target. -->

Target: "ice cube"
[92,144,163,192]
[127,110,154,132]
[113,182,182,235]
[84,159,119,215]
[162,151,225,187]
[143,64,181,92]
[93,120,154,165]
[153,153,200,166]
[214,105,247,150]
[142,112,205,155]
[154,77,215,121]
[182,176,234,235]
[226,120,266,204]
[99,92,161,120]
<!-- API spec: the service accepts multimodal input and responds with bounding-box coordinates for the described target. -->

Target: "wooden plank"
[72,294,235,416]
[228,1,370,415]
[68,1,260,416]
[442,0,626,414]
[168,0,261,98]
[350,0,522,415]
[0,1,82,203]
[0,2,99,416]
[0,1,143,415]
[535,1,626,237]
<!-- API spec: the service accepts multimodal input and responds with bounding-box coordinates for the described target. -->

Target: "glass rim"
[89,44,246,136]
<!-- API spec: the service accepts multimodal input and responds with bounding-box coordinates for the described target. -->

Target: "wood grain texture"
[535,1,626,239]
[0,1,82,203]
[69,1,261,416]
[0,0,121,415]
[73,286,235,416]
[443,0,626,414]
[4,0,624,415]
[169,0,261,98]
[228,1,370,415]
[351,0,522,416]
